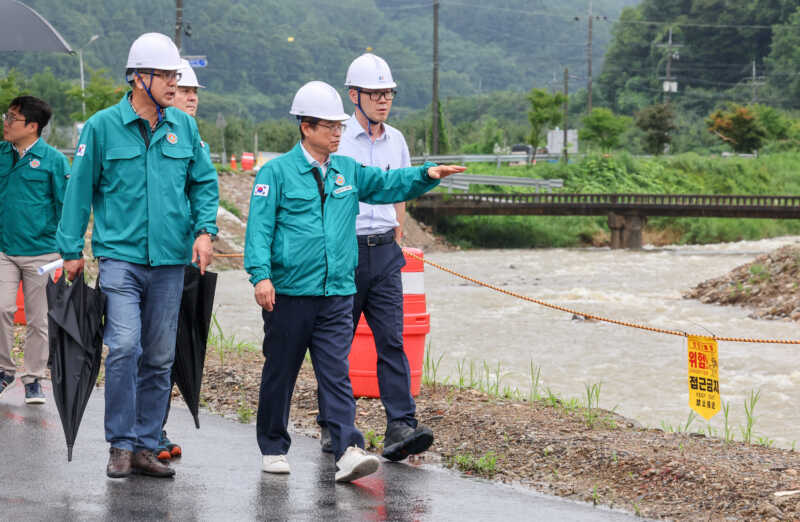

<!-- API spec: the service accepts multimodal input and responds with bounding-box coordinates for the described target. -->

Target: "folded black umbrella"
[46,273,105,462]
[172,265,217,429]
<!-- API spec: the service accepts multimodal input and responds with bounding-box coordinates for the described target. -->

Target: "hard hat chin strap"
[134,71,165,124]
[355,89,379,137]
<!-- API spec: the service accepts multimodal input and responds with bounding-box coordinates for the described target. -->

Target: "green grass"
[450,451,498,476]
[208,313,258,366]
[219,198,242,219]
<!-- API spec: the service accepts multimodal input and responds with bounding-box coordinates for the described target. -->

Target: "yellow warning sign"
[687,336,721,420]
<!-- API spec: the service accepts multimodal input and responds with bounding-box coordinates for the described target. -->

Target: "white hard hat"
[290,81,349,121]
[177,59,204,88]
[344,53,397,89]
[126,33,182,71]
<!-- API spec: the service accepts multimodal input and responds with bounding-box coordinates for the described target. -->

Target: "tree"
[428,101,450,155]
[751,104,790,142]
[527,88,564,161]
[706,105,767,153]
[0,72,22,112]
[579,108,631,151]
[765,7,800,108]
[635,103,676,155]
[66,68,125,121]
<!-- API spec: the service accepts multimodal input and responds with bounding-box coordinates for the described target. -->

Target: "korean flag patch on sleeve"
[254,184,270,197]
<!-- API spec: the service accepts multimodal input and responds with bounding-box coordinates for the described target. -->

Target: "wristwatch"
[195,228,218,241]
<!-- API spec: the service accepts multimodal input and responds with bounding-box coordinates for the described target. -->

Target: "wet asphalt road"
[0,380,641,521]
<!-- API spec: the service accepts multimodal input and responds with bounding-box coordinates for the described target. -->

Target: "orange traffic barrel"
[241,152,255,171]
[15,268,63,325]
[349,248,429,398]
[230,154,238,171]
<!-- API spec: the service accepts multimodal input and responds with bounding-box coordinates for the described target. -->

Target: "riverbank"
[684,243,800,322]
[198,345,800,520]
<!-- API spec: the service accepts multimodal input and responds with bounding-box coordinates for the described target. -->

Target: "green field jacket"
[244,142,438,296]
[0,139,69,256]
[57,95,219,265]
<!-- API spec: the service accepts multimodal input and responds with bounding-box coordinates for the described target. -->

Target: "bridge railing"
[423,192,800,208]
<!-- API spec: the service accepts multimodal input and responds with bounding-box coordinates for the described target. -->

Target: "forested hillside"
[597,0,800,116]
[0,0,637,120]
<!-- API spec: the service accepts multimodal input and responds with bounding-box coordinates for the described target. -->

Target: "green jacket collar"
[25,138,48,159]
[289,141,344,176]
[118,93,178,128]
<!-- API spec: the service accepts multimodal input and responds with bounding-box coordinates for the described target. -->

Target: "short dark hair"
[298,116,320,141]
[8,96,51,137]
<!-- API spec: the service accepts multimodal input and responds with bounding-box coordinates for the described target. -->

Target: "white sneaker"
[262,454,290,474]
[335,446,380,483]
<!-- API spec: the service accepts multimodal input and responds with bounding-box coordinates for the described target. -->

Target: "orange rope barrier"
[401,249,800,345]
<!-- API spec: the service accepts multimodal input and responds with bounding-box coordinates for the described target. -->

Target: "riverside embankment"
[202,235,800,519]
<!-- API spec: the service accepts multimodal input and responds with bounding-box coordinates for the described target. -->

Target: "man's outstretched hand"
[427,165,467,179]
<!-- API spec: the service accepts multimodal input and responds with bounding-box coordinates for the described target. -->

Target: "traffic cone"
[230,154,238,171]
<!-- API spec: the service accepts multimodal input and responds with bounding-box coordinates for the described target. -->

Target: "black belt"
[357,231,395,247]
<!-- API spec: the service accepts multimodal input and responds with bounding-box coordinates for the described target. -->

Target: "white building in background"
[547,128,578,154]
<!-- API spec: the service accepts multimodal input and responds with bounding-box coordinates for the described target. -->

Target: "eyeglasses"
[138,70,183,81]
[361,89,397,101]
[317,122,346,134]
[1,112,25,125]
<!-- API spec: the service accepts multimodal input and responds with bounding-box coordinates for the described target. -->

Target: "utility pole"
[175,0,183,51]
[745,60,766,103]
[432,0,440,155]
[587,0,593,113]
[657,28,682,103]
[563,67,569,164]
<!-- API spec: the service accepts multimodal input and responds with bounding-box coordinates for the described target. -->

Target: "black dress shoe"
[107,447,133,478]
[132,449,176,478]
[381,422,434,462]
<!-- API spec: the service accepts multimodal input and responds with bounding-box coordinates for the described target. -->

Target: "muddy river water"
[215,236,800,448]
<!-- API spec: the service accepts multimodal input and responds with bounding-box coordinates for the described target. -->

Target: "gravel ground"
[196,345,800,521]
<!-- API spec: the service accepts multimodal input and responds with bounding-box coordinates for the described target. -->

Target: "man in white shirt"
[319,54,434,462]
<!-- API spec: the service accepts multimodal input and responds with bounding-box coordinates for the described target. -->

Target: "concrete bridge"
[410,193,800,248]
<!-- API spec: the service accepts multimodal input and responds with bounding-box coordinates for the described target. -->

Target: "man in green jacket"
[56,33,219,480]
[0,95,69,404]
[245,80,464,483]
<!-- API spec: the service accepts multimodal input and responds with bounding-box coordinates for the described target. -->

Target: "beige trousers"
[0,252,60,384]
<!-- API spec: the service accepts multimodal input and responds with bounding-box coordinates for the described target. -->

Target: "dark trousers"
[257,295,363,461]
[352,240,417,429]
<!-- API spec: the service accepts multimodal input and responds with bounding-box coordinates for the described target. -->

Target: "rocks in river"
[684,244,800,322]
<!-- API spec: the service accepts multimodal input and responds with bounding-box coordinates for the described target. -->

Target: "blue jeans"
[99,259,184,452]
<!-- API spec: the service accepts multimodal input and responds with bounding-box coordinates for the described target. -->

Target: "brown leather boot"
[106,447,133,478]
[132,449,175,478]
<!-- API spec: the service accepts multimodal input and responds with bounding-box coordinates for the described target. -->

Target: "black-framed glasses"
[138,69,183,81]
[361,89,397,101]
[317,122,346,134]
[1,112,25,125]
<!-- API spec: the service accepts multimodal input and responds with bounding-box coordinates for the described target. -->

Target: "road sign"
[216,112,227,129]
[183,55,207,68]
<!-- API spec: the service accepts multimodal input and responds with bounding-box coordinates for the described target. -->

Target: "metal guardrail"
[439,174,563,193]
[411,153,564,166]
